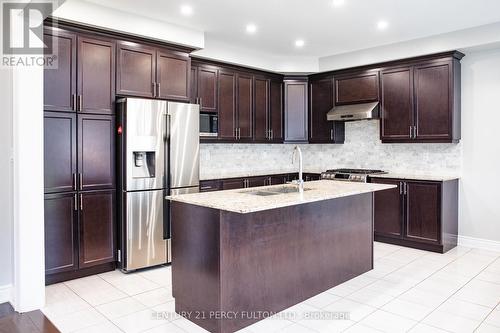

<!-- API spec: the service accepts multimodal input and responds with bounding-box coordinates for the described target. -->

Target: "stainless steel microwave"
[200,113,218,137]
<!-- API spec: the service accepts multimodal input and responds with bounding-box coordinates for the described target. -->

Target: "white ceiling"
[85,0,500,58]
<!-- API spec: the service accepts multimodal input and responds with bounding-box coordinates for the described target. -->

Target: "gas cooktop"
[321,168,387,182]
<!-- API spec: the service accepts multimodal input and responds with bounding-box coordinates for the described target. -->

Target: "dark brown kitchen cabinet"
[78,115,116,191]
[44,193,78,275]
[237,73,253,140]
[247,176,268,188]
[308,76,345,143]
[380,52,463,143]
[373,179,403,238]
[79,190,115,268]
[269,80,284,142]
[199,180,223,192]
[77,37,115,114]
[157,50,190,101]
[335,71,379,105]
[222,178,246,190]
[44,112,77,194]
[218,70,236,139]
[254,77,270,141]
[44,28,76,112]
[371,177,458,253]
[284,78,308,143]
[195,66,218,113]
[116,42,156,98]
[380,67,414,140]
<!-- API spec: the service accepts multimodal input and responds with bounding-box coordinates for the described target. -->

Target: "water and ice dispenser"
[132,151,156,178]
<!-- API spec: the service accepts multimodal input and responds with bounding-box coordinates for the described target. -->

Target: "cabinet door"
[78,115,115,191]
[198,67,218,112]
[309,77,334,143]
[405,182,441,243]
[79,191,115,268]
[270,175,287,185]
[199,180,223,192]
[247,176,268,188]
[380,67,414,141]
[222,178,245,190]
[44,28,76,112]
[237,73,253,140]
[218,70,236,140]
[44,112,77,194]
[414,61,452,140]
[190,65,198,104]
[335,71,379,105]
[116,42,156,98]
[372,178,403,238]
[269,80,284,142]
[44,193,78,275]
[254,77,269,141]
[157,50,190,101]
[78,36,115,114]
[284,80,308,142]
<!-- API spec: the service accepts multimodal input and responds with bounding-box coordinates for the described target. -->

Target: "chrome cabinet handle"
[80,194,83,211]
[403,182,408,195]
[399,182,403,195]
[79,173,83,190]
[157,82,161,97]
[200,186,213,190]
[409,126,412,139]
[74,194,78,211]
[413,126,417,139]
[73,173,77,191]
[330,128,334,141]
[72,94,76,111]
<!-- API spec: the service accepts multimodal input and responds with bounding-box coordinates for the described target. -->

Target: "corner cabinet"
[284,78,308,143]
[380,52,463,143]
[371,177,458,253]
[117,41,190,101]
[308,75,345,144]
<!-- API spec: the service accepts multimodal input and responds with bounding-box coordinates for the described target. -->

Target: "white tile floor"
[43,242,500,333]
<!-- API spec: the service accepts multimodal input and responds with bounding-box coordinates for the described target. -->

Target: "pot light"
[295,39,305,48]
[332,0,345,7]
[246,24,257,34]
[180,5,193,16]
[377,20,389,30]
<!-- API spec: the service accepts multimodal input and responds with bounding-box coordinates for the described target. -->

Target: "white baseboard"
[0,284,12,304]
[458,235,500,252]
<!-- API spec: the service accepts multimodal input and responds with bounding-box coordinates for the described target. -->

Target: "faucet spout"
[292,146,304,194]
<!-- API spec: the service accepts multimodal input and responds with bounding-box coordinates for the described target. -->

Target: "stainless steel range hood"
[326,101,379,121]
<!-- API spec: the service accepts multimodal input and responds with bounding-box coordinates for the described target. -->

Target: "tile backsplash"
[200,121,462,180]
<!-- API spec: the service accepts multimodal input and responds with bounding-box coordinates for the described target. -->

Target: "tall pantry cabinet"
[43,26,116,283]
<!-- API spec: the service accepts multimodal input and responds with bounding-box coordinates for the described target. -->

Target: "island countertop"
[167,180,395,214]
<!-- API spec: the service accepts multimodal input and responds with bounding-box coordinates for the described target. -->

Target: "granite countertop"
[368,172,460,182]
[167,180,395,214]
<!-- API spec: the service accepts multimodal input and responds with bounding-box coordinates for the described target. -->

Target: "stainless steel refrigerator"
[117,98,199,271]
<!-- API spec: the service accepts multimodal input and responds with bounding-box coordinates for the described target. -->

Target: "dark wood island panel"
[171,193,374,333]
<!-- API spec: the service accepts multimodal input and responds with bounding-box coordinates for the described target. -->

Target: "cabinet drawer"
[200,180,223,192]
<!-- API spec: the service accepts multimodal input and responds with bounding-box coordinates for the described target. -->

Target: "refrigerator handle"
[164,113,171,240]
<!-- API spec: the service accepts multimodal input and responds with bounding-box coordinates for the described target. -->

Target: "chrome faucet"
[292,145,304,194]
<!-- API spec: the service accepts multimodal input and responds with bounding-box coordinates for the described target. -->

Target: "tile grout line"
[412,249,500,332]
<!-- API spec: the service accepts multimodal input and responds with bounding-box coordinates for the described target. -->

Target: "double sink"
[241,185,312,196]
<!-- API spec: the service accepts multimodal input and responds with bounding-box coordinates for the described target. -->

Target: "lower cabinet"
[371,177,458,253]
[44,190,116,283]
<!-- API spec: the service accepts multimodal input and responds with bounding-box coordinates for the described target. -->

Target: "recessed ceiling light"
[377,20,389,30]
[246,24,257,34]
[332,0,345,7]
[295,39,305,48]
[180,5,193,16]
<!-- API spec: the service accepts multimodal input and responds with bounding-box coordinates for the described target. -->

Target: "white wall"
[53,0,204,49]
[0,68,14,303]
[459,48,500,243]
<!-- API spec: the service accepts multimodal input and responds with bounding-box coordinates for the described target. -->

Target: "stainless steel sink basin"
[241,185,312,196]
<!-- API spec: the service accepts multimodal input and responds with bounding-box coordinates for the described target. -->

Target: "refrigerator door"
[167,102,200,189]
[125,189,167,271]
[125,98,167,191]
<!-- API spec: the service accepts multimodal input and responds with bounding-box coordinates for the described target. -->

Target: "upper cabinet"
[254,77,283,142]
[269,80,284,142]
[380,52,463,143]
[44,27,115,114]
[191,64,218,112]
[308,75,345,144]
[334,71,379,105]
[117,41,190,101]
[284,78,308,143]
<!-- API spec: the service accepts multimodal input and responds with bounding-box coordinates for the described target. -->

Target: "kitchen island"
[168,180,395,333]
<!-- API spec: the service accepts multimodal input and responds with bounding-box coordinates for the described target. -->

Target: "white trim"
[0,284,12,304]
[458,235,500,252]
